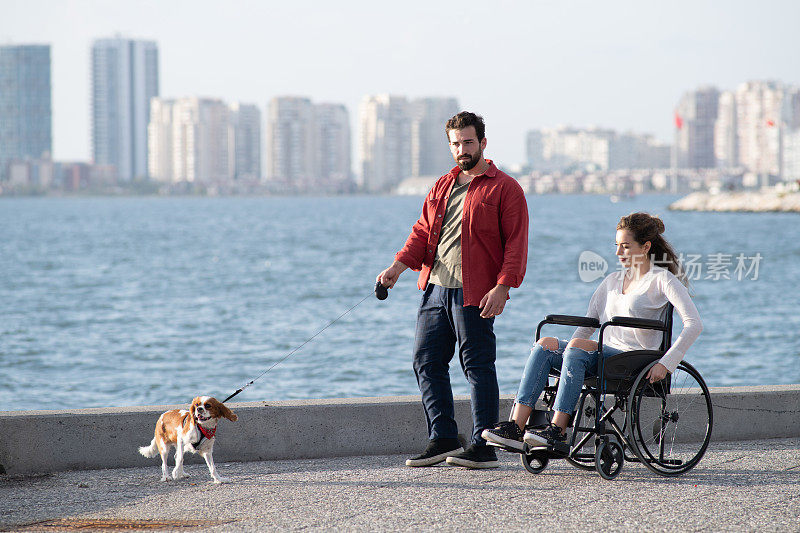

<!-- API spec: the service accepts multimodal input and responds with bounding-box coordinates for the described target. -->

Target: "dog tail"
[138,438,158,458]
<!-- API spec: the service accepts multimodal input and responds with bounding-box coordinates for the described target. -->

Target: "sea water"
[1,194,798,410]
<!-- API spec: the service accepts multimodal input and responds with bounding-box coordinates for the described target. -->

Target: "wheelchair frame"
[513,303,713,479]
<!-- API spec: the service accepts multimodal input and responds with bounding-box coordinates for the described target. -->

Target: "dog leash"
[221,281,389,404]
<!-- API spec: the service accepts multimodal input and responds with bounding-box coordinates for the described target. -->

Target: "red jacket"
[395,161,529,307]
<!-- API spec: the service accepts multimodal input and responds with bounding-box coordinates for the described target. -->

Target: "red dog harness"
[184,415,216,448]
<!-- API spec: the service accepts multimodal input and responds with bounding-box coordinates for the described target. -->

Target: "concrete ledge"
[1,385,798,475]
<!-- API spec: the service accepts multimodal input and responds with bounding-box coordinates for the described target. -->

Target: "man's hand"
[479,284,510,318]
[377,261,409,289]
[646,363,669,383]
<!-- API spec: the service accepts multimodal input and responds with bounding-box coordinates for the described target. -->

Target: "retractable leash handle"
[374,280,389,300]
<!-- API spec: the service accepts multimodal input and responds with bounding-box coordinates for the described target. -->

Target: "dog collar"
[198,424,216,440]
[187,415,216,447]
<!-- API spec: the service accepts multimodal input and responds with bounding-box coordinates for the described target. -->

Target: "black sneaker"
[405,439,463,467]
[445,445,500,469]
[481,421,524,451]
[524,423,567,447]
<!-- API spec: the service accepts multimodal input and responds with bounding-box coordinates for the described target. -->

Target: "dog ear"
[190,397,200,417]
[210,398,237,422]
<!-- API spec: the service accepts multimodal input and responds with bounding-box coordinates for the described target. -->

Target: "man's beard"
[456,149,481,171]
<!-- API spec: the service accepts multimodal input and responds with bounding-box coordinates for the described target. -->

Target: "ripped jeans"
[515,339,624,415]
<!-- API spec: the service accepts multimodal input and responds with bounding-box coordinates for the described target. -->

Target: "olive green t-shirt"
[428,180,469,288]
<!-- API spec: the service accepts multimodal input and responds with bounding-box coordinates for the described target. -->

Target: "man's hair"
[445,111,485,141]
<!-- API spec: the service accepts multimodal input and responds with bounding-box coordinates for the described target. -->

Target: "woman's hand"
[646,363,669,383]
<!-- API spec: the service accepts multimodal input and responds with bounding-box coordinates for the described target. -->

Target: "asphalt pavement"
[2,438,799,531]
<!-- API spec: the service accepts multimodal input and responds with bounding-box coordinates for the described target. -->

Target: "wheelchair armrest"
[609,316,667,330]
[544,315,600,328]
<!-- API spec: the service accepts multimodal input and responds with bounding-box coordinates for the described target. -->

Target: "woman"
[483,212,702,451]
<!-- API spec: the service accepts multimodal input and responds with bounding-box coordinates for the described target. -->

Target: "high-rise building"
[410,97,459,177]
[674,86,719,169]
[230,103,261,182]
[359,95,411,193]
[0,44,51,181]
[639,138,672,170]
[735,81,785,177]
[313,103,351,189]
[784,129,800,181]
[714,91,738,169]
[147,97,233,184]
[266,96,314,186]
[526,130,545,170]
[91,37,159,181]
[782,87,800,131]
[147,98,175,182]
[609,133,640,170]
[525,126,668,172]
[707,80,800,180]
[780,87,800,181]
[264,97,353,191]
[528,127,600,171]
[558,127,611,170]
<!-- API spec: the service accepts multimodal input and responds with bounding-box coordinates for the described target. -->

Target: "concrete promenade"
[2,438,799,531]
[2,387,799,531]
[2,386,799,476]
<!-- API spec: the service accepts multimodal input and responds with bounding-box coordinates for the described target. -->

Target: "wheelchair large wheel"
[520,450,549,474]
[626,361,713,476]
[565,392,597,471]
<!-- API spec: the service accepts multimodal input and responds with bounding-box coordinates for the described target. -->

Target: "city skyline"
[3,59,798,192]
[4,0,799,168]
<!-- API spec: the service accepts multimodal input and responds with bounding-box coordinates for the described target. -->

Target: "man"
[377,111,529,469]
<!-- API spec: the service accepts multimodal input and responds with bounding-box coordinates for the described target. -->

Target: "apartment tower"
[91,37,159,181]
[0,44,51,180]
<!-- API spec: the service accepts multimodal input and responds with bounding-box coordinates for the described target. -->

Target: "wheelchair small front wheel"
[520,451,549,474]
[595,440,624,480]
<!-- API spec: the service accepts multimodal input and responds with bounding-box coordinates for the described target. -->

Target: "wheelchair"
[498,304,713,479]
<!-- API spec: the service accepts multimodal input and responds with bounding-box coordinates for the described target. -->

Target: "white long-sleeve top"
[571,266,703,373]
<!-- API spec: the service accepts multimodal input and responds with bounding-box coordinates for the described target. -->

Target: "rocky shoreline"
[669,189,800,212]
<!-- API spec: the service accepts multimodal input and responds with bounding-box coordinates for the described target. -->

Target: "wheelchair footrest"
[485,440,525,454]
[524,441,571,458]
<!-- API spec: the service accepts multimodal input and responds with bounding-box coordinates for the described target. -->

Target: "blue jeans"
[412,284,498,447]
[516,339,624,415]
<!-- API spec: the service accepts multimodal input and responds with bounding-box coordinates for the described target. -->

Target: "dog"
[139,396,237,484]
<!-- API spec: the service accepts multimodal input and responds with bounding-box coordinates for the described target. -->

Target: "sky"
[3,0,799,167]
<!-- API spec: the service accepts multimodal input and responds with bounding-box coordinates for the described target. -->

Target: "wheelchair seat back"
[587,350,671,396]
[594,303,675,395]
